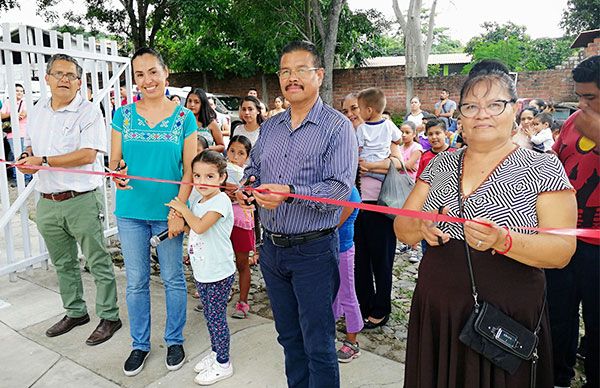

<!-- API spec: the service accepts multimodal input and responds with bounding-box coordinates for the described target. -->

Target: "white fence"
[0,24,132,280]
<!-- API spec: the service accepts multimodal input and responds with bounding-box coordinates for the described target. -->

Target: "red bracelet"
[494,226,512,255]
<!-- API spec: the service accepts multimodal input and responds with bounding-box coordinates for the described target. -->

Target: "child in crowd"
[529,112,555,152]
[416,118,456,178]
[448,117,465,148]
[225,135,255,319]
[333,186,363,363]
[165,150,235,385]
[356,87,401,181]
[398,121,423,181]
[417,112,436,151]
[382,110,392,120]
[551,120,563,142]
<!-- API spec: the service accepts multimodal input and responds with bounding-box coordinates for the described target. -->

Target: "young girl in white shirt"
[166,150,235,385]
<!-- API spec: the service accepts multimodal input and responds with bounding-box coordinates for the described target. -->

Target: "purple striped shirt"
[244,97,358,234]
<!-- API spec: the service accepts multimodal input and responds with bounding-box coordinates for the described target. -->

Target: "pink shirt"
[2,99,27,139]
[399,141,423,180]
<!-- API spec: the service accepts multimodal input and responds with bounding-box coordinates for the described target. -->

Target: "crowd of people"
[8,40,598,388]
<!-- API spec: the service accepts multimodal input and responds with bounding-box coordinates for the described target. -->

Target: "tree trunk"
[405,77,414,113]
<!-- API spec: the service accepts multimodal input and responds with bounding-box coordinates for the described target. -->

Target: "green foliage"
[390,113,404,127]
[427,63,441,76]
[464,22,575,73]
[560,0,600,36]
[430,27,464,54]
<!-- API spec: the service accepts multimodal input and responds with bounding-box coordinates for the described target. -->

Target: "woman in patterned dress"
[394,61,577,387]
[110,47,198,376]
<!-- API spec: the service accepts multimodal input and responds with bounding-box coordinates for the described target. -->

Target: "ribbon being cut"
[2,158,598,241]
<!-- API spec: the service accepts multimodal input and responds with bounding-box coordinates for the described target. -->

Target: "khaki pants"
[36,190,119,320]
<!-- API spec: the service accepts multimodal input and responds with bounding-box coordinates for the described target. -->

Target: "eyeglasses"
[48,71,80,81]
[458,99,516,118]
[276,67,319,79]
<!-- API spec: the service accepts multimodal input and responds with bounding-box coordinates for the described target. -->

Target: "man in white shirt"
[16,54,121,346]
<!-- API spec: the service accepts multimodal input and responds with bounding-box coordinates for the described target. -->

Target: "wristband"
[493,226,512,255]
[285,184,295,204]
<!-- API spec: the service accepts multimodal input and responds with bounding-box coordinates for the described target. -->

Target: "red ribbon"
[3,159,599,239]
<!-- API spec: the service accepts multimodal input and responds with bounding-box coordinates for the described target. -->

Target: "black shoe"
[166,344,185,371]
[123,349,150,377]
[362,315,390,330]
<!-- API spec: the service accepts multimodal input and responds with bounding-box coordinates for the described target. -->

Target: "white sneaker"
[408,250,421,263]
[194,351,216,373]
[194,361,234,385]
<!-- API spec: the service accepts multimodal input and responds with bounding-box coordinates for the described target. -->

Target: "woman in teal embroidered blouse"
[109,47,197,376]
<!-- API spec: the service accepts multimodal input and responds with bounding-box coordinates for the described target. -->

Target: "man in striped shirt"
[240,41,357,387]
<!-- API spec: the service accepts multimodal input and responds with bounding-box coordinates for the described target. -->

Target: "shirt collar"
[276,96,324,129]
[46,92,83,113]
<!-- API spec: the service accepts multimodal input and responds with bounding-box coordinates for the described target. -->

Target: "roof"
[571,29,600,49]
[364,53,472,68]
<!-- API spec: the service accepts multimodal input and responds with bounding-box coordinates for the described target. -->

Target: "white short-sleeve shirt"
[356,119,401,162]
[25,93,107,194]
[188,192,236,283]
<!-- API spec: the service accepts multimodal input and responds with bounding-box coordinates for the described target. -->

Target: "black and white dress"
[404,147,572,388]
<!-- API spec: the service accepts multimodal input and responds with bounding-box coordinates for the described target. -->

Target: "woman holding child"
[110,47,197,377]
[395,60,576,387]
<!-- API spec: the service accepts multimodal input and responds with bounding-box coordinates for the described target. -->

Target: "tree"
[38,0,174,50]
[0,0,17,11]
[560,0,600,36]
[392,0,438,111]
[465,22,527,54]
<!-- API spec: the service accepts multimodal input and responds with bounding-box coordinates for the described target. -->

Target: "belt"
[264,228,335,248]
[41,190,93,202]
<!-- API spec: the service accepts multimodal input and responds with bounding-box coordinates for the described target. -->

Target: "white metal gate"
[0,24,133,280]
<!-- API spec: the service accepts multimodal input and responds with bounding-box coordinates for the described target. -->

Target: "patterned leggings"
[196,274,235,364]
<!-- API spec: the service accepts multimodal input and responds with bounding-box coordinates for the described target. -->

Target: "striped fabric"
[244,97,358,234]
[420,147,573,238]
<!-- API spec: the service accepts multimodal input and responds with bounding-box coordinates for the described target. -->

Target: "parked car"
[166,86,241,123]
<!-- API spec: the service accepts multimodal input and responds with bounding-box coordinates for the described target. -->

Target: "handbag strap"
[389,155,409,175]
[458,149,547,387]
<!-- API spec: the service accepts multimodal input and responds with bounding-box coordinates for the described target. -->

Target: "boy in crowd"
[530,112,555,152]
[356,87,401,181]
[416,118,456,178]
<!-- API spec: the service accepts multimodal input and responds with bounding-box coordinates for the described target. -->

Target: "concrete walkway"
[0,266,404,387]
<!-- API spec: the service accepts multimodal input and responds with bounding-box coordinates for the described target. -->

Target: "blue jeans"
[117,217,187,352]
[7,137,31,182]
[260,231,340,388]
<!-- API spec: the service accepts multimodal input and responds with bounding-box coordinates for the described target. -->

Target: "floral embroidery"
[121,105,186,143]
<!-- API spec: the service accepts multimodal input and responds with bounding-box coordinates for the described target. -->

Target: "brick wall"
[170,66,578,115]
[584,37,600,58]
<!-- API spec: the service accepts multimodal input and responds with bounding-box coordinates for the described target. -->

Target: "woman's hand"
[420,206,451,246]
[111,159,131,190]
[464,217,506,251]
[165,197,187,214]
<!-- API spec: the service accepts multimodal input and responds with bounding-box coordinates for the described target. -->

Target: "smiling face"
[192,161,226,198]
[341,96,363,129]
[279,50,323,106]
[186,93,201,115]
[45,60,82,102]
[519,109,535,130]
[426,126,447,151]
[132,53,169,100]
[460,80,515,146]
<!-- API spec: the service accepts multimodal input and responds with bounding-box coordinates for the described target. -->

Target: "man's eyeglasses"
[48,72,80,81]
[276,67,319,79]
[458,99,516,118]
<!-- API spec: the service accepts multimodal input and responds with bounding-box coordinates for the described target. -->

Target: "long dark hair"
[240,95,264,125]
[186,88,217,128]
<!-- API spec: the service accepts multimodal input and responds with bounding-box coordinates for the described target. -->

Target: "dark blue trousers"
[260,231,340,388]
[546,240,599,388]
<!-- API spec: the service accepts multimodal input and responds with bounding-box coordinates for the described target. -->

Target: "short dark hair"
[572,55,600,89]
[47,53,83,78]
[280,41,322,68]
[441,88,450,93]
[248,87,257,92]
[357,87,386,113]
[469,59,510,76]
[535,112,553,127]
[425,118,446,133]
[459,60,517,105]
[131,47,167,71]
[530,98,547,110]
[15,83,24,91]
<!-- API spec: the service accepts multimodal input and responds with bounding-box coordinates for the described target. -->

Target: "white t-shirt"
[405,112,424,126]
[530,127,555,152]
[188,192,236,283]
[233,124,260,146]
[356,119,401,162]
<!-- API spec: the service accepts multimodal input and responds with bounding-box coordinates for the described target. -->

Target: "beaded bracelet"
[493,226,513,255]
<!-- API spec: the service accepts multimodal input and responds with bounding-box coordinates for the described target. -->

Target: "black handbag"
[455,151,545,386]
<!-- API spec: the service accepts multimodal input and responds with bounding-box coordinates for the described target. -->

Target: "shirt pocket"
[55,118,81,152]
